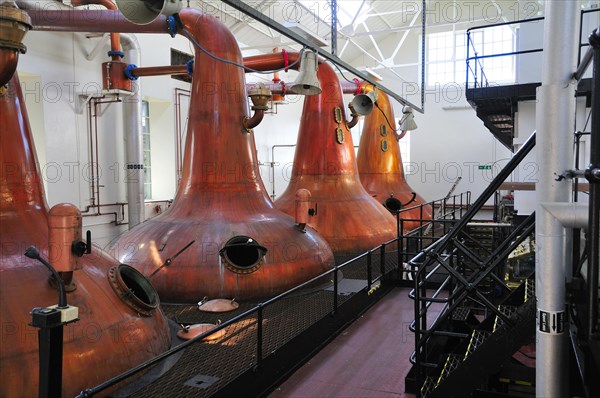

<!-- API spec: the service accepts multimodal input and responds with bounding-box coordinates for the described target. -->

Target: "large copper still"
[108,9,334,302]
[0,74,171,397]
[265,59,398,260]
[356,84,432,231]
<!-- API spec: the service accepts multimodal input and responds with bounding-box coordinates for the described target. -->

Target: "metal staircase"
[405,132,538,398]
[418,279,536,398]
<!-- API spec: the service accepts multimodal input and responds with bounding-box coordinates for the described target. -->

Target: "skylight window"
[298,0,368,28]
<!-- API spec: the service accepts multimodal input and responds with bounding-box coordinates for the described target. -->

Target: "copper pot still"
[0,74,171,397]
[356,83,432,231]
[110,9,334,302]
[273,61,398,260]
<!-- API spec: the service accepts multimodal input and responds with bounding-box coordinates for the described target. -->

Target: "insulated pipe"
[120,33,144,228]
[535,1,579,397]
[540,202,590,229]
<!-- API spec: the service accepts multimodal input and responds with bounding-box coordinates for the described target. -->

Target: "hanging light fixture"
[288,50,322,95]
[350,89,378,116]
[399,106,418,131]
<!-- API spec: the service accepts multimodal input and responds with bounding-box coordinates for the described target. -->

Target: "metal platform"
[113,258,387,398]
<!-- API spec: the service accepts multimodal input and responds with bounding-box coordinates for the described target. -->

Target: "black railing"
[409,131,536,397]
[466,9,599,89]
[73,192,471,397]
[396,192,472,266]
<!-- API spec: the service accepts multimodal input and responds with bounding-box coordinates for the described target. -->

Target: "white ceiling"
[190,0,553,69]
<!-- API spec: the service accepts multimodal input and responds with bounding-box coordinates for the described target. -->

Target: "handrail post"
[419,206,424,251]
[466,31,471,88]
[380,243,386,277]
[414,264,422,398]
[256,303,263,369]
[399,219,404,273]
[367,251,372,290]
[333,265,338,314]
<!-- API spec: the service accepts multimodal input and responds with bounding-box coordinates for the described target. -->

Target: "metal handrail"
[466,9,599,89]
[411,131,536,397]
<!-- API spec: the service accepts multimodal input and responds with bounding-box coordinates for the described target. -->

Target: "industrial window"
[426,26,515,87]
[142,100,152,199]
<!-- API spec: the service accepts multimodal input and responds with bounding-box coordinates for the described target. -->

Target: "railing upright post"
[398,219,404,273]
[333,266,338,314]
[474,51,478,88]
[367,251,372,290]
[466,31,471,89]
[256,304,263,368]
[414,267,422,398]
[380,243,386,276]
[419,205,424,251]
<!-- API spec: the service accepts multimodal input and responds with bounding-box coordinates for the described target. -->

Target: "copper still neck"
[0,74,47,218]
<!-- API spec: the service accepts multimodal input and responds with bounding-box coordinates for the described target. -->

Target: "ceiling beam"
[390,9,422,62]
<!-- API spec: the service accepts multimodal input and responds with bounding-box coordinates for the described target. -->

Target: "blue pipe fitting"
[125,64,139,81]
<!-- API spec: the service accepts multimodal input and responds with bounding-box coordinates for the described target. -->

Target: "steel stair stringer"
[427,295,536,398]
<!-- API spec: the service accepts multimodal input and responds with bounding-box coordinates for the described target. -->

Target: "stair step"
[464,330,491,360]
[493,305,517,331]
[451,306,471,321]
[525,278,535,302]
[421,376,437,398]
[437,353,462,385]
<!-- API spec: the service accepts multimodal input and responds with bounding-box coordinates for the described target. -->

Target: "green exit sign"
[478,165,492,170]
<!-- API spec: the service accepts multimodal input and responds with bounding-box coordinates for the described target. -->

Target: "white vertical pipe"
[535,1,580,397]
[120,33,145,228]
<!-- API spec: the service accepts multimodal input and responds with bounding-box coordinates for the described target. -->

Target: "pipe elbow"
[346,103,359,129]
[242,110,266,132]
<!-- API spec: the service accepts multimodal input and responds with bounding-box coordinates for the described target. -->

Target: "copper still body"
[110,9,334,302]
[0,75,171,397]
[356,84,432,231]
[273,62,397,259]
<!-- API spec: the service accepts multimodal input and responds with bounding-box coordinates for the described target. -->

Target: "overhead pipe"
[535,1,579,397]
[28,9,168,32]
[120,33,144,228]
